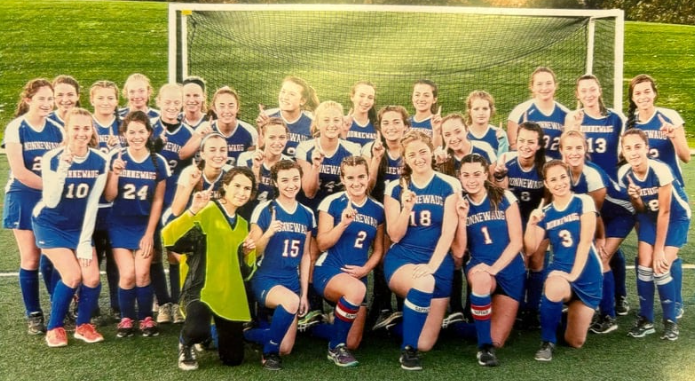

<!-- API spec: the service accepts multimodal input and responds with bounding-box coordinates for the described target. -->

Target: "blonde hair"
[310,100,344,136]
[63,108,98,148]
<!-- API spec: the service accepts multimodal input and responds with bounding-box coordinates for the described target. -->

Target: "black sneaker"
[373,310,403,331]
[534,341,554,362]
[262,353,282,370]
[178,343,199,371]
[615,296,630,316]
[590,315,618,334]
[27,311,46,335]
[628,316,655,338]
[476,345,499,367]
[661,320,679,341]
[399,345,422,371]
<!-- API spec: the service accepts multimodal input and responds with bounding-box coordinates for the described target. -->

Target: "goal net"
[168,4,624,122]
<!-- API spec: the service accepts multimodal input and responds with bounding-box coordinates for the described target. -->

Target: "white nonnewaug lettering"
[546,212,580,230]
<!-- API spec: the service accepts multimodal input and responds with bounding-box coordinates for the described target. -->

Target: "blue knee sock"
[610,249,627,298]
[330,297,359,349]
[135,284,154,320]
[310,322,332,340]
[119,287,137,320]
[169,263,181,301]
[264,305,296,355]
[600,271,616,317]
[670,258,683,310]
[526,270,544,313]
[540,295,563,344]
[402,288,432,350]
[149,262,170,305]
[47,281,77,330]
[470,292,492,347]
[636,266,655,322]
[76,283,101,326]
[450,320,477,340]
[39,254,55,298]
[243,327,268,345]
[19,268,42,315]
[655,271,676,322]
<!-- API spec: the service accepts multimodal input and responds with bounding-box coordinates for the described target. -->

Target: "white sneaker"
[157,303,173,324]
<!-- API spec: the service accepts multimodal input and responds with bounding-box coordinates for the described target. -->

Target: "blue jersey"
[94,116,123,155]
[32,148,108,253]
[251,199,316,282]
[3,117,64,194]
[580,110,624,180]
[47,111,65,128]
[361,142,403,184]
[267,109,313,157]
[508,100,569,159]
[346,119,377,148]
[295,139,361,211]
[618,159,690,223]
[500,152,546,223]
[152,119,194,206]
[118,107,160,119]
[316,192,384,268]
[109,148,170,219]
[467,124,509,157]
[632,107,685,186]
[210,119,258,166]
[452,141,497,174]
[409,115,434,138]
[181,114,208,130]
[385,172,460,258]
[465,190,525,275]
[237,152,292,205]
[161,164,232,226]
[538,194,601,273]
[571,162,632,217]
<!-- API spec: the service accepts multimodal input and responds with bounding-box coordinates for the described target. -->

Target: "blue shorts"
[108,216,155,250]
[95,206,112,232]
[548,254,602,310]
[636,215,689,248]
[33,219,85,250]
[604,213,634,239]
[384,244,454,299]
[313,261,368,300]
[465,257,526,302]
[251,274,299,307]
[3,191,41,230]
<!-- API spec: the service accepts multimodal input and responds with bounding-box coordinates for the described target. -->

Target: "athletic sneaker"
[327,344,359,367]
[476,345,499,367]
[173,303,185,324]
[590,315,618,334]
[111,308,122,322]
[297,310,323,332]
[399,345,422,371]
[661,320,679,341]
[116,318,135,338]
[178,343,199,371]
[534,342,554,362]
[615,296,630,316]
[46,327,68,348]
[628,316,655,338]
[373,310,403,331]
[27,311,46,335]
[262,353,282,370]
[441,311,465,329]
[675,304,684,320]
[140,316,160,337]
[157,303,173,324]
[74,323,104,343]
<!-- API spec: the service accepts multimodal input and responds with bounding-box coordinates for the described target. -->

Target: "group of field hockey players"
[3,69,689,371]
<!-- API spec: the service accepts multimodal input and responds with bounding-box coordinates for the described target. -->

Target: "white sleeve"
[41,149,69,208]
[76,160,108,260]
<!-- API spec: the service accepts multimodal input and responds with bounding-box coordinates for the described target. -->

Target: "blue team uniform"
[580,110,624,180]
[508,100,569,159]
[181,114,208,130]
[93,116,123,155]
[108,148,170,249]
[313,192,385,296]
[464,191,526,302]
[250,199,316,304]
[618,160,690,248]
[383,172,460,298]
[538,194,603,308]
[47,112,66,128]
[118,107,160,119]
[361,142,403,184]
[632,108,685,186]
[209,119,258,166]
[32,148,109,255]
[468,124,509,157]
[409,116,434,138]
[236,152,292,220]
[346,119,377,148]
[500,152,546,225]
[151,119,194,206]
[295,139,361,211]
[3,117,64,230]
[451,141,497,174]
[267,109,313,158]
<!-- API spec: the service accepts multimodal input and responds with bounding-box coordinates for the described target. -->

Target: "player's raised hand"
[111,149,126,176]
[432,105,443,134]
[264,206,282,238]
[456,191,470,218]
[341,195,357,226]
[371,130,385,159]
[528,198,545,225]
[342,108,354,138]
[626,174,641,200]
[311,139,325,168]
[190,189,211,214]
[242,234,256,256]
[256,104,269,128]
[400,177,416,210]
[658,114,676,138]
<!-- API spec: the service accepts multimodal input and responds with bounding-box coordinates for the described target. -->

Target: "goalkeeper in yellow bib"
[161,167,258,371]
